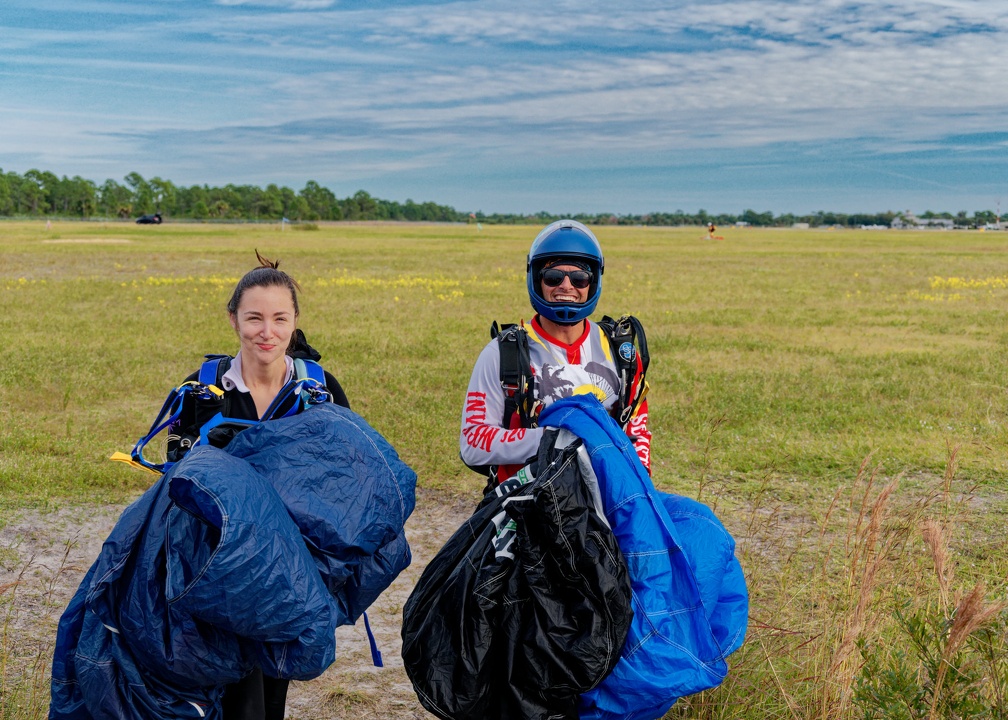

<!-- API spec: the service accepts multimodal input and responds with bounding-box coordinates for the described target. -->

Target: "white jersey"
[460,316,652,479]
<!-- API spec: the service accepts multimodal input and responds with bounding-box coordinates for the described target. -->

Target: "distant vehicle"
[136,213,162,224]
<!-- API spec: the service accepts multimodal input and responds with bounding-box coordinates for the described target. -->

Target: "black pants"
[221,667,289,720]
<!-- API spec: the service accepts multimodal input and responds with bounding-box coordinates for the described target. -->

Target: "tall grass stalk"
[671,447,1005,720]
[0,540,77,720]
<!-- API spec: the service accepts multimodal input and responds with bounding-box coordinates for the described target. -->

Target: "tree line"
[0,168,1000,228]
[0,169,462,223]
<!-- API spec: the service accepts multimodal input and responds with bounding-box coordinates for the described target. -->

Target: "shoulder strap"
[492,321,536,428]
[198,354,231,387]
[598,315,649,425]
[198,354,232,418]
[294,357,326,385]
[292,357,332,412]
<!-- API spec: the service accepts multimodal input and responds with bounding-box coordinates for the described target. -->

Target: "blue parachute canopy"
[51,403,416,720]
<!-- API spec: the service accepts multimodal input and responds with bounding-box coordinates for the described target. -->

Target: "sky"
[1,0,1007,215]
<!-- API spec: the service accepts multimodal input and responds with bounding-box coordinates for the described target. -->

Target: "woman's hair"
[226,249,303,317]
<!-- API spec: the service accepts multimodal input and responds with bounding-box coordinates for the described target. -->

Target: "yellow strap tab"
[109,452,160,475]
[599,325,614,363]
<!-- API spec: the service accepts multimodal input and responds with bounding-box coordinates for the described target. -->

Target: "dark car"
[136,213,163,224]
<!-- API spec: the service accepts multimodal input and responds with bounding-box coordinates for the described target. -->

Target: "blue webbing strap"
[130,359,330,473]
[362,612,383,667]
[292,359,330,413]
[197,412,257,447]
[198,356,227,386]
[130,384,197,473]
[198,373,331,445]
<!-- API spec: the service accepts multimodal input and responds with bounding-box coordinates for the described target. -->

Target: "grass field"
[1,219,1007,718]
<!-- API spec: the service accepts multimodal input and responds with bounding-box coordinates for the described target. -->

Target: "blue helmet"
[526,220,604,324]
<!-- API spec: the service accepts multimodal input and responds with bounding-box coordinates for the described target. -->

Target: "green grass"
[2,219,1007,718]
[2,220,1005,506]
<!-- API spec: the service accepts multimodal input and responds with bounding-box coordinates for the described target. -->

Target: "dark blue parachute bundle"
[226,402,416,625]
[51,403,416,720]
[539,395,748,720]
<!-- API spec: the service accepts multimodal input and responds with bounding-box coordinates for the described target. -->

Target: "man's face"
[540,263,591,305]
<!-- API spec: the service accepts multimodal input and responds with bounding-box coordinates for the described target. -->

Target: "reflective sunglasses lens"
[541,268,592,288]
[568,271,592,288]
[541,269,565,286]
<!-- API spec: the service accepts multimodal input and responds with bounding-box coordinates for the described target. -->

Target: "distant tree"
[98,179,133,218]
[210,200,230,218]
[125,172,154,214]
[299,181,337,220]
[342,190,377,220]
[20,170,50,215]
[70,176,98,217]
[0,172,11,214]
[741,209,774,226]
[277,186,308,221]
[149,177,177,215]
[191,200,209,220]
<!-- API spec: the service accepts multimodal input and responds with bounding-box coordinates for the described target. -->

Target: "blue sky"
[1,0,1006,215]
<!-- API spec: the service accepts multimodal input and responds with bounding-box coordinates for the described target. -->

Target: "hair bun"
[255,248,280,269]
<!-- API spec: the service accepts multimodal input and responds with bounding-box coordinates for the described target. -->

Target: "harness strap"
[198,355,229,387]
[201,371,332,444]
[362,611,384,667]
[118,356,331,475]
[598,314,649,426]
[125,380,222,474]
[492,322,535,429]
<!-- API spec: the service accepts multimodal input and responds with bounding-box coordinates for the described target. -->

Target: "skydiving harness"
[110,354,332,475]
[491,314,650,431]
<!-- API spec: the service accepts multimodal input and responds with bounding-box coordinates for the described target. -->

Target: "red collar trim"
[531,316,590,354]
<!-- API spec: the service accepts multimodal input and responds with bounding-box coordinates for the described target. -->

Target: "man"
[460,219,651,483]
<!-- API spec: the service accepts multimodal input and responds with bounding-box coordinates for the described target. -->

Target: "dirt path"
[0,488,477,720]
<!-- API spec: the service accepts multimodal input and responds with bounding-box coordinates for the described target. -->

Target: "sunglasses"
[541,268,593,289]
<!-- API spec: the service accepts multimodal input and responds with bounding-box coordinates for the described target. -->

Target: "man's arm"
[460,340,543,469]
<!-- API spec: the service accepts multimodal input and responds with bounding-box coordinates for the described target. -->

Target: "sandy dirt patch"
[0,488,477,720]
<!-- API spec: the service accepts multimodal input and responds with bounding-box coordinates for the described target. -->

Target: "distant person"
[460,219,651,485]
[708,222,717,239]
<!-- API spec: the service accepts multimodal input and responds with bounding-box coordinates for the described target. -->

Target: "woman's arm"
[323,370,350,409]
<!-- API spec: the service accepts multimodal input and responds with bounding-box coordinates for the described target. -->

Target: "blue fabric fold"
[51,403,416,720]
[538,395,748,720]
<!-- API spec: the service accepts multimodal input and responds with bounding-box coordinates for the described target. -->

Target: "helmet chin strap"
[545,303,587,325]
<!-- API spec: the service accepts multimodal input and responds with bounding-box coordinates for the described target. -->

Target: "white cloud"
[2,0,1007,210]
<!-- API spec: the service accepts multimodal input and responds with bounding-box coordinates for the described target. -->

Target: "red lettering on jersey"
[635,442,651,472]
[464,392,487,425]
[501,428,526,442]
[464,424,499,452]
[628,410,652,473]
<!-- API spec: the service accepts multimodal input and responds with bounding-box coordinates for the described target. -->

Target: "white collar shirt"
[220,352,294,392]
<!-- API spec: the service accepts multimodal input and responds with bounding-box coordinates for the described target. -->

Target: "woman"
[167,250,349,720]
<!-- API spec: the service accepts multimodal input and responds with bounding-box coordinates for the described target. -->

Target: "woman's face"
[228,284,296,369]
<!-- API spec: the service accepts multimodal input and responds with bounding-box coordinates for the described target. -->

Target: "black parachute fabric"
[402,430,633,720]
